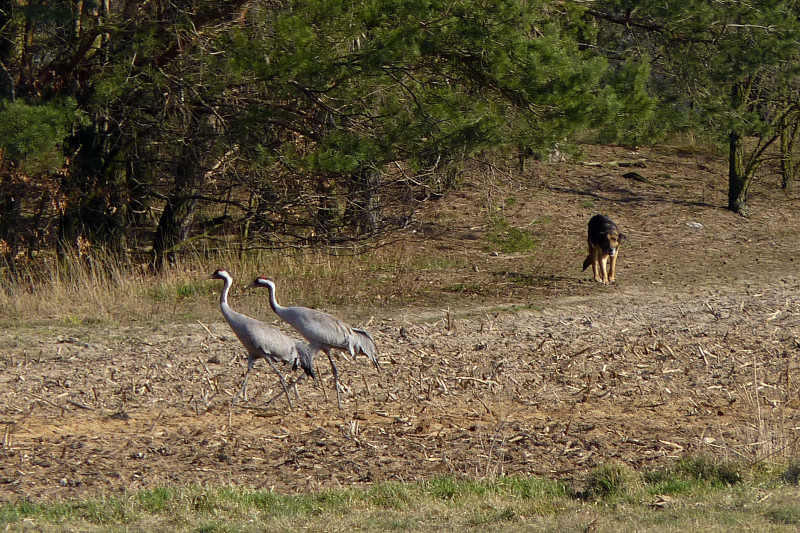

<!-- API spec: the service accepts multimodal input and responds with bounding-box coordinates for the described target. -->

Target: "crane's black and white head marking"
[250,276,276,289]
[211,268,232,281]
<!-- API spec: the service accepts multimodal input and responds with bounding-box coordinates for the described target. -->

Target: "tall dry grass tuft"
[2,245,147,323]
[0,241,416,326]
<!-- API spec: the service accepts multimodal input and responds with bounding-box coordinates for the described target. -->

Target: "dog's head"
[588,215,625,257]
[602,230,624,257]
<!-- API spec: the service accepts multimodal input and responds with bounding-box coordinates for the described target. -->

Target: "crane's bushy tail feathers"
[353,328,380,370]
[294,343,317,379]
[582,256,591,271]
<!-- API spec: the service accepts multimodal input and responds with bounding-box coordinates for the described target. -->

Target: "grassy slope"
[2,465,800,532]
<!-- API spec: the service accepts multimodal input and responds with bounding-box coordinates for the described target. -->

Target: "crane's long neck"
[219,275,234,317]
[266,282,285,315]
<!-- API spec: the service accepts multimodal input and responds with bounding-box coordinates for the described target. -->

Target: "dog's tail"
[582,256,591,271]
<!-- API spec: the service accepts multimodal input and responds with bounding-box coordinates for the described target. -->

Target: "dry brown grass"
[0,243,424,326]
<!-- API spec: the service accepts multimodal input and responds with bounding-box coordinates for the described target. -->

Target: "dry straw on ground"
[0,144,799,502]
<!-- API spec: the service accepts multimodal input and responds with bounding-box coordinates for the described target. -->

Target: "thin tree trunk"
[151,151,202,269]
[727,129,747,215]
[152,196,197,269]
[313,178,340,240]
[781,119,799,192]
[0,174,23,260]
[57,122,128,256]
[347,167,380,235]
[0,0,15,101]
[151,106,217,269]
[727,83,751,217]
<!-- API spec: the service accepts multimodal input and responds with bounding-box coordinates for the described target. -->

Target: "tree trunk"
[313,178,339,240]
[151,196,196,269]
[727,129,751,216]
[780,119,799,192]
[518,144,531,173]
[57,122,128,256]
[727,83,750,217]
[0,0,15,101]
[346,167,380,235]
[151,150,202,270]
[0,174,23,260]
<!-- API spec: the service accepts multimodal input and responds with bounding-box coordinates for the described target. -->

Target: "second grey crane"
[210,269,315,410]
[249,276,379,409]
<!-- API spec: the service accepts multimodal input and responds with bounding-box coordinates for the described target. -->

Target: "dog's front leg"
[599,255,609,284]
[609,253,618,283]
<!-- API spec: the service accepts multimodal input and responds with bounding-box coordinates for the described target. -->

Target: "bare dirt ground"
[1,145,799,502]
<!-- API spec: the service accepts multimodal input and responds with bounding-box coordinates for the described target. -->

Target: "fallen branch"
[582,159,647,168]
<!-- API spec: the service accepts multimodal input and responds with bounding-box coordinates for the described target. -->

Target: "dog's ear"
[618,232,627,243]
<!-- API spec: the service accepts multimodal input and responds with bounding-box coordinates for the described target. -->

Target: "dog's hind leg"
[592,250,603,283]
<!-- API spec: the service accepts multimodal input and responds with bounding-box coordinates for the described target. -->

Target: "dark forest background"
[1,0,798,271]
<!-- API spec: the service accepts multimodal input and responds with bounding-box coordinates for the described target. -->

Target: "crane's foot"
[231,371,251,409]
[265,359,295,412]
[264,373,307,407]
[334,378,343,410]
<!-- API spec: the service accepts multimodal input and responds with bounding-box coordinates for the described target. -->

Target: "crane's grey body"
[275,306,378,367]
[211,269,314,410]
[251,276,379,408]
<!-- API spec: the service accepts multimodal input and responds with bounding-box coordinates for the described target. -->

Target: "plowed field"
[2,145,799,501]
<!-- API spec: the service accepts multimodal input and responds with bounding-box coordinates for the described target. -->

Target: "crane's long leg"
[264,358,294,411]
[231,356,255,409]
[264,373,307,407]
[325,349,342,410]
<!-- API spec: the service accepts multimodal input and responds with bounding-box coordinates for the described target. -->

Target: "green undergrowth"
[2,459,800,532]
[486,214,538,254]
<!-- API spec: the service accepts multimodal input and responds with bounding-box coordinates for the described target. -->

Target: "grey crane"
[249,276,379,409]
[210,269,315,411]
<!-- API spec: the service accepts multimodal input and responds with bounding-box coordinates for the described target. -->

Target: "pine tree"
[589,0,800,216]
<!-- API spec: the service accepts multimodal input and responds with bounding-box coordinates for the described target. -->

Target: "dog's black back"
[583,214,624,272]
[587,214,620,246]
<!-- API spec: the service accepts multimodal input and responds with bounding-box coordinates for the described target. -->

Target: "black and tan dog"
[582,214,625,284]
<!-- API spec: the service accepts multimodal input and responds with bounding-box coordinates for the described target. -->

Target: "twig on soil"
[196,356,213,377]
[698,345,709,367]
[570,347,591,358]
[662,342,676,358]
[67,399,94,410]
[27,392,70,413]
[444,307,454,332]
[197,320,215,338]
[453,376,499,387]
[149,410,164,434]
[754,351,764,458]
